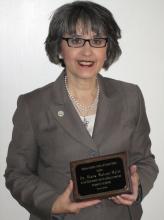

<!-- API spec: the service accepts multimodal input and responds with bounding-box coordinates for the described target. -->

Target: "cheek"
[61,49,77,64]
[97,50,107,63]
[96,47,107,59]
[63,55,75,69]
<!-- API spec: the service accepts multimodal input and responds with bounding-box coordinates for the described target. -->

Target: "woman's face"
[60,27,107,80]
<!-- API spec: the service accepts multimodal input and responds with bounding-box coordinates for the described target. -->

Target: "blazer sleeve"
[129,86,159,200]
[4,95,59,220]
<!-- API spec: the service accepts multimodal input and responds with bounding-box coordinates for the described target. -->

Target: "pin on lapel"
[58,110,64,117]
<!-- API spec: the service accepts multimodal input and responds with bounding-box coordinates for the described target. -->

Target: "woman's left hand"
[111,165,140,206]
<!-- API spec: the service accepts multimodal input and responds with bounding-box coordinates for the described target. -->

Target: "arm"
[112,85,159,205]
[130,86,159,199]
[4,95,101,219]
[4,96,60,219]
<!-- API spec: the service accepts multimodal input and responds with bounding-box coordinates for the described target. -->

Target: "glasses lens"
[90,38,107,47]
[63,37,108,48]
[68,38,84,47]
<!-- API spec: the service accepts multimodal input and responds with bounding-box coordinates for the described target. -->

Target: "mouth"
[77,60,95,67]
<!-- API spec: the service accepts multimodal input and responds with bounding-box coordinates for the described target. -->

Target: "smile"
[77,60,95,67]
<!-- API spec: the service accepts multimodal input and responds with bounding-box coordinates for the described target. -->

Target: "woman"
[5,1,158,220]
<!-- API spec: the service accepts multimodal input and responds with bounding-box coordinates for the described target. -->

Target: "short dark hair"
[45,1,122,70]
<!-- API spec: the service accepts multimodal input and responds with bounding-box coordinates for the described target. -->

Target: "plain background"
[0,0,164,219]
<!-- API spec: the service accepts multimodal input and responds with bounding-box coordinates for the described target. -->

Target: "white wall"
[0,0,163,219]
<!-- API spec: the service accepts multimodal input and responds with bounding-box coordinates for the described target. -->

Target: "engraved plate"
[70,152,132,201]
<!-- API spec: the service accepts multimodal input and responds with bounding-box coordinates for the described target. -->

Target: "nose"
[81,41,93,55]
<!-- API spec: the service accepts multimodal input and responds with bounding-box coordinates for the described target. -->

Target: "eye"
[92,38,104,45]
[69,38,83,45]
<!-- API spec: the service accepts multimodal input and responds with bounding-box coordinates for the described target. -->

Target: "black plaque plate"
[70,152,132,201]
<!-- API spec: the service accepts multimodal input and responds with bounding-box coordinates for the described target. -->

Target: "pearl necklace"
[64,75,99,127]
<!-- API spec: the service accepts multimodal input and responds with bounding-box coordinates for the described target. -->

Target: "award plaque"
[70,152,132,201]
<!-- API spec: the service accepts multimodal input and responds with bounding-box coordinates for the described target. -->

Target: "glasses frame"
[62,37,108,48]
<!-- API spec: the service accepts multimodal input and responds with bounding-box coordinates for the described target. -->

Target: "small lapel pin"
[58,110,64,117]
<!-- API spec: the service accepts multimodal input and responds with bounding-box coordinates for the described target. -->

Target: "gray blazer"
[5,71,158,220]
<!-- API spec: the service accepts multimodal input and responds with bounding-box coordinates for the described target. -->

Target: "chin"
[77,69,98,78]
[77,72,98,80]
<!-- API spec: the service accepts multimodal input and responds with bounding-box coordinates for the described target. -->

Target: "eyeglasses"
[62,37,108,48]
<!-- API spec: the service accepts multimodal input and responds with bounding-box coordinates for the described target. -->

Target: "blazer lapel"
[49,71,97,150]
[92,75,124,148]
[49,72,123,152]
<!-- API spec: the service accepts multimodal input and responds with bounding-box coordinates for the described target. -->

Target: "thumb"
[130,165,137,176]
[63,180,74,197]
[130,165,140,187]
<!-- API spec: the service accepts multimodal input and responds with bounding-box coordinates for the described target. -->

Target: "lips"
[77,60,95,67]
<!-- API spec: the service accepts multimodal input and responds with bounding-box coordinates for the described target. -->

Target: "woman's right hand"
[51,180,101,215]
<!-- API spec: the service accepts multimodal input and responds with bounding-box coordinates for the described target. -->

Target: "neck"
[65,74,99,116]
[66,74,98,103]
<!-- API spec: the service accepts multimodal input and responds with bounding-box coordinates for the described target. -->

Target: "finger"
[63,180,73,197]
[130,165,137,176]
[111,196,121,204]
[116,196,133,206]
[74,208,80,214]
[76,199,101,209]
[69,199,101,213]
[130,165,139,185]
[131,178,139,199]
[119,182,138,201]
[119,194,136,202]
[130,165,139,199]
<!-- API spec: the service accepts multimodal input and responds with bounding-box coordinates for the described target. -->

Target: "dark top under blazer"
[5,70,158,220]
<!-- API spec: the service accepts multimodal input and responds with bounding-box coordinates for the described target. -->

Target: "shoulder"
[100,75,145,121]
[101,75,137,90]
[13,83,55,124]
[22,81,55,100]
[17,81,55,108]
[19,71,65,106]
[100,75,142,100]
[15,72,65,118]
